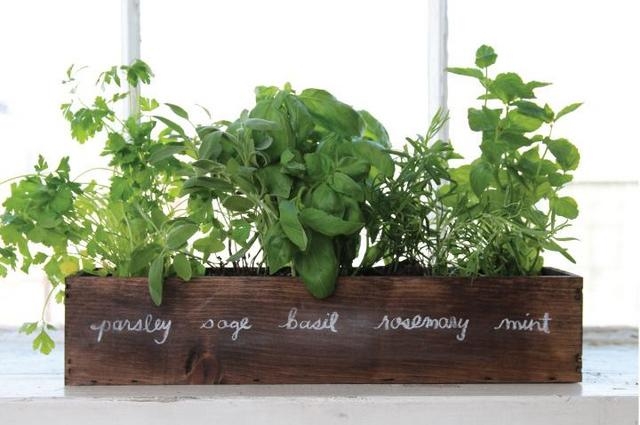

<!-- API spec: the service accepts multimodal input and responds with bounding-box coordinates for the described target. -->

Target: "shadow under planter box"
[64,268,582,385]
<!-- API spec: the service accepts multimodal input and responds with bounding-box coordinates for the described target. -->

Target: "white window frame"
[120,0,450,139]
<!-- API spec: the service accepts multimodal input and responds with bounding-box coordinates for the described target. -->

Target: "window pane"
[448,0,639,326]
[140,0,431,144]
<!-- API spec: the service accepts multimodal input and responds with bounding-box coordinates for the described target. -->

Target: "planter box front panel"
[65,272,582,385]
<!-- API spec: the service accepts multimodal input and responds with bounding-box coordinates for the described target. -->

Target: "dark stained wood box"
[65,268,582,385]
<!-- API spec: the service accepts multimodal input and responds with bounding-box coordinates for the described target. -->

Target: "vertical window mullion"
[122,0,141,118]
[428,0,449,141]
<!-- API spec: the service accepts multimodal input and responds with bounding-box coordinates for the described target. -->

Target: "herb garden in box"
[0,46,583,384]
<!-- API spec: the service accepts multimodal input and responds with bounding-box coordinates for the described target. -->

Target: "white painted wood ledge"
[0,328,636,425]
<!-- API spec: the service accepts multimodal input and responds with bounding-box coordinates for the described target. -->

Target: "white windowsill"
[0,328,637,425]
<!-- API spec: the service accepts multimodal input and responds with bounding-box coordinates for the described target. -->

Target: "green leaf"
[299,208,364,237]
[280,149,295,164]
[255,85,279,101]
[548,172,573,187]
[139,96,160,111]
[256,165,292,198]
[359,110,391,147]
[546,138,580,171]
[148,255,164,306]
[173,253,192,281]
[353,140,394,178]
[230,219,252,246]
[182,176,233,194]
[55,290,66,304]
[193,235,225,256]
[513,101,551,122]
[303,152,332,180]
[32,252,47,265]
[190,159,224,172]
[152,115,187,137]
[126,59,153,86]
[551,196,579,219]
[165,103,189,120]
[361,243,383,269]
[468,107,501,132]
[475,45,497,68]
[490,73,534,102]
[249,100,294,161]
[199,130,223,160]
[129,243,162,275]
[500,131,532,148]
[51,187,73,213]
[526,80,552,90]
[32,329,55,355]
[310,183,344,215]
[222,195,254,212]
[555,102,583,121]
[19,321,39,335]
[278,200,308,251]
[507,110,543,132]
[447,67,484,79]
[264,223,294,274]
[328,172,364,202]
[294,232,338,299]
[283,95,315,142]
[299,89,364,137]
[149,143,185,163]
[541,239,576,263]
[243,117,280,131]
[166,223,198,250]
[337,157,370,179]
[469,160,494,196]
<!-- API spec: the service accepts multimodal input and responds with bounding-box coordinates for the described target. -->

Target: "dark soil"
[203,261,430,277]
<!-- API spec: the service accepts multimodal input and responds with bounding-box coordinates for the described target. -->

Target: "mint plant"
[443,45,581,275]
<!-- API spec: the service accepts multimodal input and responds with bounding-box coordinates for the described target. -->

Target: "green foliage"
[364,110,460,272]
[1,47,581,354]
[439,45,581,275]
[180,84,392,297]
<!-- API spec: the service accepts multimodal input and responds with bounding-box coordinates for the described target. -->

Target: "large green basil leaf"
[310,183,344,215]
[303,152,333,181]
[328,172,364,202]
[352,140,394,178]
[358,110,390,147]
[249,100,294,162]
[294,232,338,299]
[278,200,308,251]
[256,165,292,198]
[264,223,294,274]
[283,94,315,142]
[299,208,363,237]
[298,89,363,138]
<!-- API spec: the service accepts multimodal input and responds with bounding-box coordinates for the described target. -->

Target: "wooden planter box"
[65,268,582,385]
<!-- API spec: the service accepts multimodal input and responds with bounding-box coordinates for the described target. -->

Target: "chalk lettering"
[278,307,339,332]
[374,314,469,341]
[493,312,551,334]
[200,317,252,341]
[89,314,172,344]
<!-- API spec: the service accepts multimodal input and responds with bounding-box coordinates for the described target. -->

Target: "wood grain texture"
[65,270,582,385]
